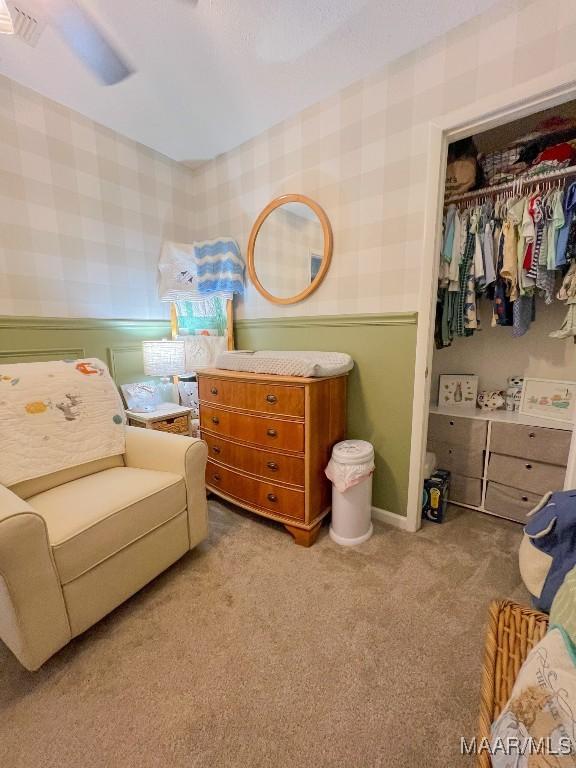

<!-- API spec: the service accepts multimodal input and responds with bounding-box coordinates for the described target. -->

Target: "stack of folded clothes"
[480,116,576,187]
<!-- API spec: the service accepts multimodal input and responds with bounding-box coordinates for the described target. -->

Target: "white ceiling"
[0,0,503,162]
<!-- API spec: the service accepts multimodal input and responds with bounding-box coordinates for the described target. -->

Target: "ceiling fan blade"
[48,0,133,85]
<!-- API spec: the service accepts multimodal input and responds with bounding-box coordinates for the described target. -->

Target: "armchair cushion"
[28,467,185,584]
[124,427,208,548]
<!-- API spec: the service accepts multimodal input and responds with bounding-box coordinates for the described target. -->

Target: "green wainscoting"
[0,312,418,517]
[0,316,171,384]
[235,313,418,517]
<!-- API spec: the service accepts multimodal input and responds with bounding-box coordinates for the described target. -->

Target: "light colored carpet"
[0,501,528,768]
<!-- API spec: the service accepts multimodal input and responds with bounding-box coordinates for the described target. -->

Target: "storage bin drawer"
[203,433,305,487]
[428,413,487,451]
[484,482,542,523]
[206,461,305,520]
[490,422,571,466]
[487,453,566,496]
[199,376,305,418]
[200,405,304,453]
[449,474,482,506]
[431,441,485,479]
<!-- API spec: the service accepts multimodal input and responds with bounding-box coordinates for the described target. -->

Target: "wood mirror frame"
[247,193,333,305]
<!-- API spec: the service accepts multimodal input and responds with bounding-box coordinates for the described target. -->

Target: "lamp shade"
[0,0,14,34]
[142,340,187,377]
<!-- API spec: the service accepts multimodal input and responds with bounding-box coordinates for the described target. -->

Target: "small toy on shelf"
[477,390,506,411]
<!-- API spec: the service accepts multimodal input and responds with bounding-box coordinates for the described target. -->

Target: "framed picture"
[519,378,576,423]
[438,374,478,410]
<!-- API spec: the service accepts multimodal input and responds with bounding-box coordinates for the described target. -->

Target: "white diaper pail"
[327,440,375,546]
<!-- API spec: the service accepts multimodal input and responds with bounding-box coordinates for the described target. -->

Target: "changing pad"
[215,350,354,378]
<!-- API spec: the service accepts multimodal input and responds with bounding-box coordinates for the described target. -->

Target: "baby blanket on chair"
[0,359,126,487]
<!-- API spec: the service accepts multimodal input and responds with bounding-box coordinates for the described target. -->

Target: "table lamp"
[142,339,187,403]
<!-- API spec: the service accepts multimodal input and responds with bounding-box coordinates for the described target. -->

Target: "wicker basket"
[154,415,189,435]
[477,599,548,767]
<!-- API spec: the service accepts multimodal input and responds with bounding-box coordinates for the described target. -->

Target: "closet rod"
[444,165,576,206]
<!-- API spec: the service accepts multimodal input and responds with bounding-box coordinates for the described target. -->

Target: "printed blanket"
[0,358,126,487]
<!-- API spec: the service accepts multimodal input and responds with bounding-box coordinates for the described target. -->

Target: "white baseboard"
[371,506,413,531]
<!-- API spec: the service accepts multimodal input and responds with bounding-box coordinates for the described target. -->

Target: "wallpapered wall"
[189,0,576,320]
[0,74,194,319]
[2,0,575,323]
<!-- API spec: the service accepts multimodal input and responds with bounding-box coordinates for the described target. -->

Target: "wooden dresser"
[197,369,347,546]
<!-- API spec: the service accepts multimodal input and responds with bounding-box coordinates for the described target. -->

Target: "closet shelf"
[444,165,576,206]
[429,404,573,431]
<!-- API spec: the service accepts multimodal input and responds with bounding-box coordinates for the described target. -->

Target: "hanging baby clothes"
[550,262,576,339]
[454,229,477,336]
[438,168,576,346]
[556,182,576,267]
[547,187,565,268]
[492,224,513,327]
[483,218,497,287]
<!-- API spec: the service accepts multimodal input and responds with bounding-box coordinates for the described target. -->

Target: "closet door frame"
[407,76,576,533]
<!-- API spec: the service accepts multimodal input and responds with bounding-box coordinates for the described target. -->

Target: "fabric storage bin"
[489,422,571,466]
[428,413,487,450]
[449,473,482,506]
[429,441,485,479]
[484,482,542,523]
[487,453,566,496]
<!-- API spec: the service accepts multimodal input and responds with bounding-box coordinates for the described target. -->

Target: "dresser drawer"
[449,474,482,506]
[203,433,305,487]
[484,482,542,523]
[201,405,304,453]
[431,441,485,479]
[487,453,566,496]
[199,376,305,418]
[489,422,571,466]
[206,461,305,520]
[428,413,487,450]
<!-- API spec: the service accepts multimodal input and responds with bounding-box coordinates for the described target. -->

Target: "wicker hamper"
[477,600,549,767]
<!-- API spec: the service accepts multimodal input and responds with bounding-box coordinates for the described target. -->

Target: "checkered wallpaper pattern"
[2,0,576,321]
[189,0,576,320]
[0,75,195,318]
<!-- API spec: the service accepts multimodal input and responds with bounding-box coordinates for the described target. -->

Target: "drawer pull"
[525,463,533,470]
[267,493,278,503]
[449,420,455,426]
[210,386,218,395]
[212,446,221,454]
[529,432,536,438]
[266,394,278,404]
[212,474,221,482]
[267,428,278,438]
[266,461,279,471]
[211,416,220,425]
[521,496,529,502]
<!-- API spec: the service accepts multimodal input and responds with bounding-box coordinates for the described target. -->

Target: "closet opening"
[424,100,576,527]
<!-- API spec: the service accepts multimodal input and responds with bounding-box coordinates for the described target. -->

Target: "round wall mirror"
[247,194,333,305]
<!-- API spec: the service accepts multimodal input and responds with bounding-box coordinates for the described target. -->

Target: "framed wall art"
[438,374,478,410]
[519,378,576,423]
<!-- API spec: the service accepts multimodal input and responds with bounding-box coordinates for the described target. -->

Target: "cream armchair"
[0,426,208,671]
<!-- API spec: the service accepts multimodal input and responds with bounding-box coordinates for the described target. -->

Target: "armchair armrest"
[0,486,71,670]
[124,426,208,548]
